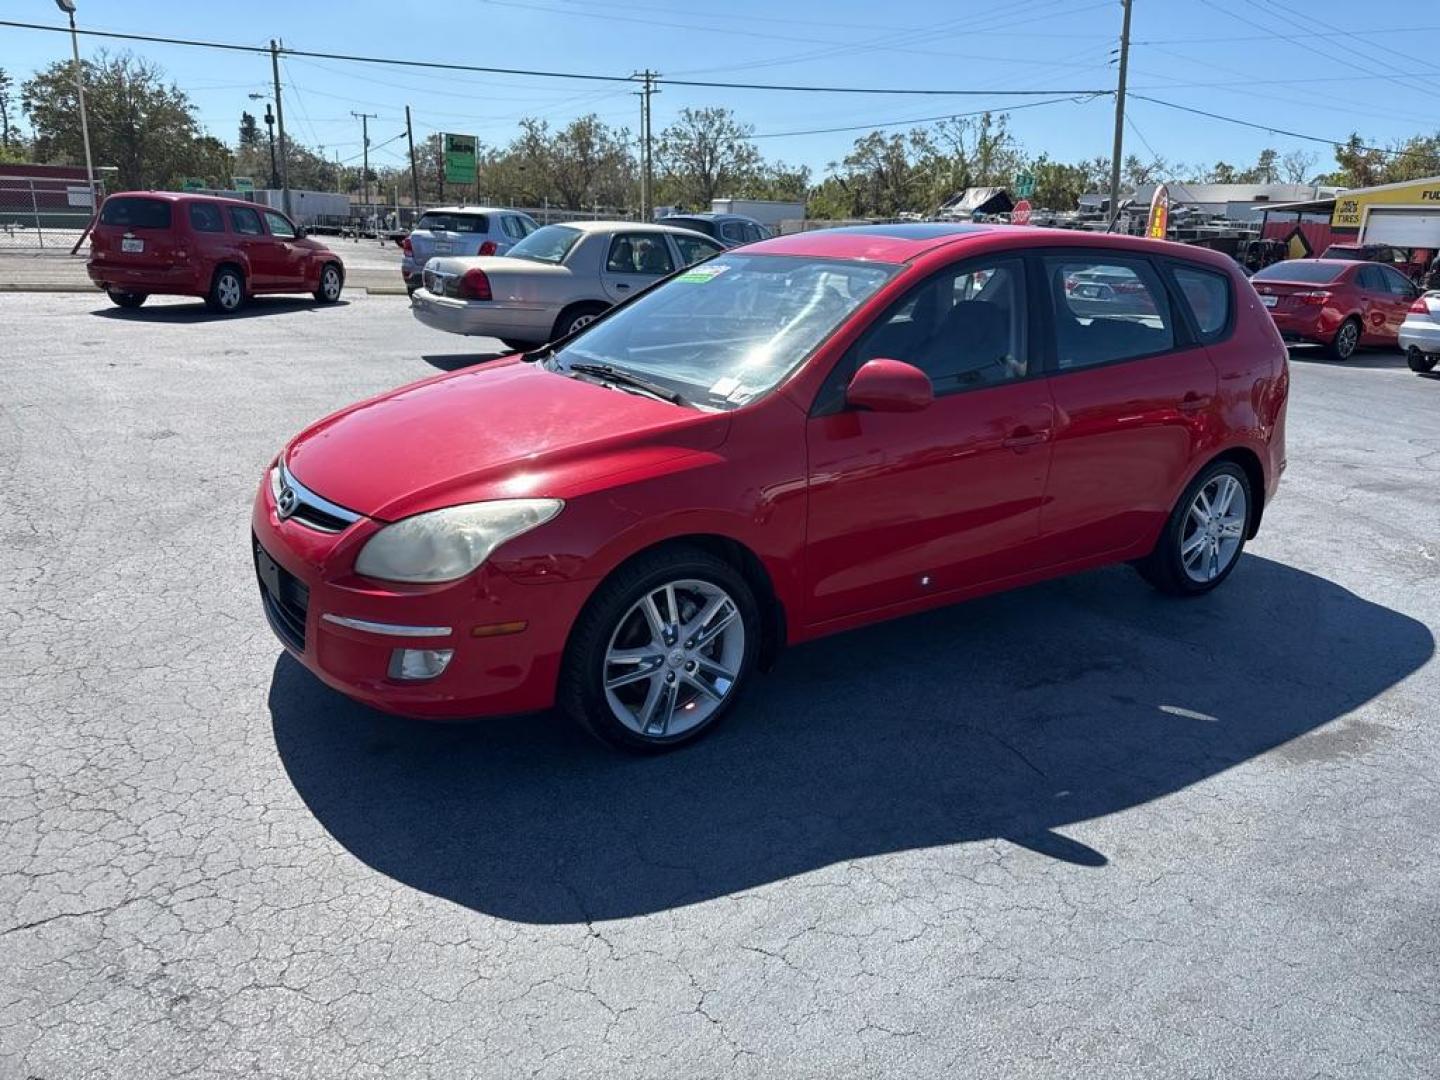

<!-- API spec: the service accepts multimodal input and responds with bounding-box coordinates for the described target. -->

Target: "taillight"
[456,268,492,300]
[1411,297,1430,313]
[478,240,497,256]
[1293,290,1332,306]
[401,236,412,255]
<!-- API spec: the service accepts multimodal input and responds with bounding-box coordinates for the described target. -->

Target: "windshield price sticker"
[676,264,730,283]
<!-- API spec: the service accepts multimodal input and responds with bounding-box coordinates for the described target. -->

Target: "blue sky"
[2,0,1435,180]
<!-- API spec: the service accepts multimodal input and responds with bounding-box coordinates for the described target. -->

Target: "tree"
[656,107,760,208]
[238,111,261,151]
[923,111,1023,205]
[1027,153,1106,211]
[1282,148,1318,184]
[21,51,222,189]
[0,67,15,148]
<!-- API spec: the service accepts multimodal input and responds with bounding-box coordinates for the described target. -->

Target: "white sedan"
[410,220,724,350]
[1400,290,1440,373]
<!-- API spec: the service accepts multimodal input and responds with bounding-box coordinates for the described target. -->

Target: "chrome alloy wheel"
[1334,320,1359,359]
[602,578,745,740]
[568,312,598,334]
[321,265,342,300]
[217,272,242,310]
[1180,473,1247,583]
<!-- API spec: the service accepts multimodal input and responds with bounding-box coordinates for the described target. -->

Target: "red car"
[1251,257,1422,360]
[253,224,1289,751]
[87,191,345,313]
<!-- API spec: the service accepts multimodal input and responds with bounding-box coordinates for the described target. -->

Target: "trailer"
[250,189,352,228]
[709,197,805,232]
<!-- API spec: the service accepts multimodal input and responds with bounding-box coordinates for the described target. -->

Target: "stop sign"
[1011,199,1032,226]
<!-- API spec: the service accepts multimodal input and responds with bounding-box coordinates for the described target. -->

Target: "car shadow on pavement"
[422,351,511,371]
[1287,346,1410,370]
[91,297,350,322]
[269,556,1433,924]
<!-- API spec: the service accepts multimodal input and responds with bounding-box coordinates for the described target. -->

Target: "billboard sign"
[444,134,477,185]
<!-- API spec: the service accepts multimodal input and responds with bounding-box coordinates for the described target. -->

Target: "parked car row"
[1251,257,1427,361]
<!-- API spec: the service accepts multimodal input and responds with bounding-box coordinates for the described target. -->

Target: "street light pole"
[55,0,97,209]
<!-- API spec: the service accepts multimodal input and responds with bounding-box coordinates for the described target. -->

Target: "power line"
[0,19,1110,97]
[1130,95,1417,158]
[752,95,1100,140]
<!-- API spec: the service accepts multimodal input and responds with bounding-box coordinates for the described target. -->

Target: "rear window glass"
[508,224,582,265]
[100,197,172,229]
[1253,261,1342,284]
[1172,265,1231,338]
[188,202,225,233]
[664,217,714,237]
[417,212,489,233]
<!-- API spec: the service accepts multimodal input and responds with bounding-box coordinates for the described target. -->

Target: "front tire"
[558,545,760,753]
[1136,461,1252,596]
[106,289,146,309]
[1327,317,1360,361]
[205,266,245,314]
[313,262,343,303]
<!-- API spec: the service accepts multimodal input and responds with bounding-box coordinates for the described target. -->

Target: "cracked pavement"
[2,292,1437,1079]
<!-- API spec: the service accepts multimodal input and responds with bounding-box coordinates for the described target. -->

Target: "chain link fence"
[0,177,105,252]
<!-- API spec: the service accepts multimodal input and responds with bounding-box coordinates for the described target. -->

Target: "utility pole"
[1107,0,1133,231]
[405,105,422,213]
[55,2,96,210]
[269,40,291,217]
[263,104,277,189]
[632,70,659,220]
[352,111,377,228]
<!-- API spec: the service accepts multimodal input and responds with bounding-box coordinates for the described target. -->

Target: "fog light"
[389,648,453,681]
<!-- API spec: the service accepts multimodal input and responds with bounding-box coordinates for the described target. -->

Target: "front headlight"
[354,498,563,583]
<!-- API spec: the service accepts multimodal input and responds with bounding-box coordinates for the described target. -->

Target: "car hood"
[284,359,727,521]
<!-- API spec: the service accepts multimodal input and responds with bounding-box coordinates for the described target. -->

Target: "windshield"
[1253,261,1342,284]
[508,224,582,264]
[552,253,900,409]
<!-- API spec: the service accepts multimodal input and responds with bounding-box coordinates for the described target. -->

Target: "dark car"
[657,212,769,248]
[87,191,345,313]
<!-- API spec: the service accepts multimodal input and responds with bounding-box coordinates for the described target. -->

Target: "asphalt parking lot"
[3,290,1438,1079]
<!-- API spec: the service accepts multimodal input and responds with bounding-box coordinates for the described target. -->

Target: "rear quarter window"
[1171,264,1231,340]
[100,197,172,229]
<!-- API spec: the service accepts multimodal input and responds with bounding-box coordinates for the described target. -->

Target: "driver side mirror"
[294,225,307,239]
[846,358,934,413]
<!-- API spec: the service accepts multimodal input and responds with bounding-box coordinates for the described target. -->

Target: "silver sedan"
[410,220,724,349]
[1400,290,1440,373]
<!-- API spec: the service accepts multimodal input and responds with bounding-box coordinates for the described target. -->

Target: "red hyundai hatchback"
[88,191,345,312]
[253,224,1289,751]
[1251,257,1421,360]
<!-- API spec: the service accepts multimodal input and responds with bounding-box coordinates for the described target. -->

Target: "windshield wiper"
[566,361,687,405]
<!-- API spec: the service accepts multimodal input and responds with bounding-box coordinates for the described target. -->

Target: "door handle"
[1179,392,1211,413]
[615,283,630,291]
[1002,427,1049,451]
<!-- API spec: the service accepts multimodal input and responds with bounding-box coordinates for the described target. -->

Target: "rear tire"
[106,289,146,309]
[557,545,760,753]
[551,301,609,343]
[1408,348,1438,373]
[313,262,343,304]
[205,265,245,314]
[1136,460,1252,597]
[1327,317,1360,361]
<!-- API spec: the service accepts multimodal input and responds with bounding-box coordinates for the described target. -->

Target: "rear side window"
[100,197,171,229]
[673,232,723,266]
[230,207,263,235]
[1046,256,1175,370]
[1171,265,1231,340]
[417,212,489,233]
[606,233,675,275]
[720,221,747,243]
[188,202,225,233]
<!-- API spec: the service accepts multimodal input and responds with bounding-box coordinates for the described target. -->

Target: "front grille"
[288,502,354,533]
[276,462,362,535]
[254,537,309,653]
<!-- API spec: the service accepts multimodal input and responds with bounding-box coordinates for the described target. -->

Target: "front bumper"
[409,288,553,339]
[251,472,592,719]
[1398,320,1440,355]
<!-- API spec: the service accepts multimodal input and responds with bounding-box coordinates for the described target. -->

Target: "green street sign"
[444,133,477,185]
[1014,172,1036,199]
[181,177,206,192]
[232,176,255,194]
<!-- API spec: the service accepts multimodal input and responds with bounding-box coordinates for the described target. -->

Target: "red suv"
[88,192,345,313]
[1252,257,1421,360]
[253,224,1289,751]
